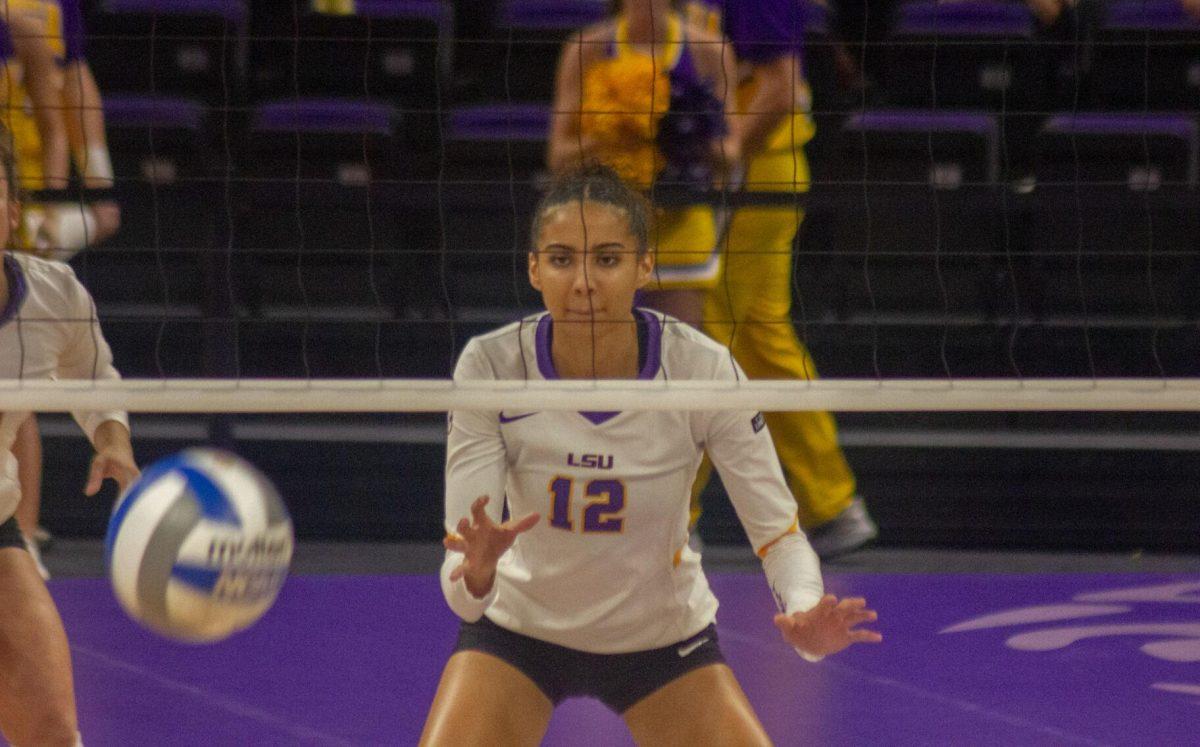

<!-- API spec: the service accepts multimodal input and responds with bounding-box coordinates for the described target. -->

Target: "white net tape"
[2,378,1200,412]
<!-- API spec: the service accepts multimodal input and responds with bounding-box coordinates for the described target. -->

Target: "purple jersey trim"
[535,310,661,425]
[0,254,28,327]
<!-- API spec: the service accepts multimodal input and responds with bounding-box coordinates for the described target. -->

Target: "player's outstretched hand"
[85,448,140,497]
[774,594,882,658]
[444,496,539,598]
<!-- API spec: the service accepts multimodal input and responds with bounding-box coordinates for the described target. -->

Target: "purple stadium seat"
[455,0,607,104]
[842,110,1001,187]
[102,0,245,19]
[251,100,402,137]
[88,0,247,105]
[236,98,408,317]
[248,0,451,138]
[88,95,214,323]
[1090,1,1200,109]
[1030,113,1199,319]
[1037,113,1199,189]
[1104,0,1200,31]
[246,99,404,183]
[808,110,1009,323]
[497,0,607,30]
[894,0,1035,36]
[103,95,208,190]
[439,104,549,309]
[105,96,206,133]
[883,1,1042,110]
[447,104,550,142]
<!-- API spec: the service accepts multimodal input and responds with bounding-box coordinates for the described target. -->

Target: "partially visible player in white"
[422,166,881,746]
[0,140,138,746]
[7,0,123,581]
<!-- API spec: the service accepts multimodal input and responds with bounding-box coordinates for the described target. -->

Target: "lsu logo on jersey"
[567,453,614,470]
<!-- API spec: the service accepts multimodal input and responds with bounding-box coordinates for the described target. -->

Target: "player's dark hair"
[531,164,651,255]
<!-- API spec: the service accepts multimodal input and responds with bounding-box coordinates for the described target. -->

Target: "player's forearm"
[37,131,71,189]
[92,419,133,457]
[762,532,826,661]
[11,17,71,188]
[730,55,800,160]
[62,62,114,187]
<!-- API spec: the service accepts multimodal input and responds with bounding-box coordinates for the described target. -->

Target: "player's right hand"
[444,496,539,598]
[774,594,882,657]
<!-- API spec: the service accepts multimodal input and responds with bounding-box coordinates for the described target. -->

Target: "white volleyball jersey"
[0,252,127,520]
[442,309,822,654]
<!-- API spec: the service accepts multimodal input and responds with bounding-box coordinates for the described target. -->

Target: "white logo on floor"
[941,582,1200,704]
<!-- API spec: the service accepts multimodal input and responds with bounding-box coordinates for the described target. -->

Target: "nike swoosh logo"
[677,637,710,658]
[499,412,539,424]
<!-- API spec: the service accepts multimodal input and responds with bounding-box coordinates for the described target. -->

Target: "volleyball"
[104,448,294,643]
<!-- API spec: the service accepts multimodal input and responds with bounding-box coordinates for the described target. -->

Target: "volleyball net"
[3,0,1199,415]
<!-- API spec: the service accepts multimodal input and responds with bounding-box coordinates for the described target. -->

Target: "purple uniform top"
[683,0,803,63]
[0,21,13,61]
[59,0,87,62]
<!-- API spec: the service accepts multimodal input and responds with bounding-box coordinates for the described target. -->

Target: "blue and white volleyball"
[105,448,294,643]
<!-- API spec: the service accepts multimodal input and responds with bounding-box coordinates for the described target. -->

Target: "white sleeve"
[441,339,507,622]
[703,353,825,660]
[56,272,128,445]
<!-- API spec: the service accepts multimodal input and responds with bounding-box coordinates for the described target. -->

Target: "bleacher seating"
[248,0,451,152]
[233,99,406,319]
[1089,0,1200,110]
[68,0,1199,383]
[810,112,1007,341]
[87,0,248,106]
[11,0,1192,549]
[884,1,1042,111]
[455,0,606,104]
[1029,113,1199,321]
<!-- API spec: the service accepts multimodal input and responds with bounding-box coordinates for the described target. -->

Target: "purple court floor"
[54,571,1199,745]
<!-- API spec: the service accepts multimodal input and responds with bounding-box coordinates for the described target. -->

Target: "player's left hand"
[85,448,140,496]
[774,594,882,657]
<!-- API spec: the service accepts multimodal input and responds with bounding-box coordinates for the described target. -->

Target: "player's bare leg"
[13,414,43,538]
[623,663,771,747]
[0,547,78,746]
[420,650,553,746]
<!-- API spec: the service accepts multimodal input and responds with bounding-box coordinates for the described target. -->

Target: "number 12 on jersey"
[548,477,625,533]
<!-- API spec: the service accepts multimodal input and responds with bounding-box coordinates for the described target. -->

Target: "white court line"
[71,644,354,746]
[718,629,1113,747]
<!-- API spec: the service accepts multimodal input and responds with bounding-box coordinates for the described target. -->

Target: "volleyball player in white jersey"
[422,166,881,746]
[0,141,137,746]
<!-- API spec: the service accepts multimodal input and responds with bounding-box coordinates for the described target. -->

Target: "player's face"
[529,200,653,326]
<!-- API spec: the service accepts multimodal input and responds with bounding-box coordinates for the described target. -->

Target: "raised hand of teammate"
[773,594,882,657]
[444,496,539,599]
